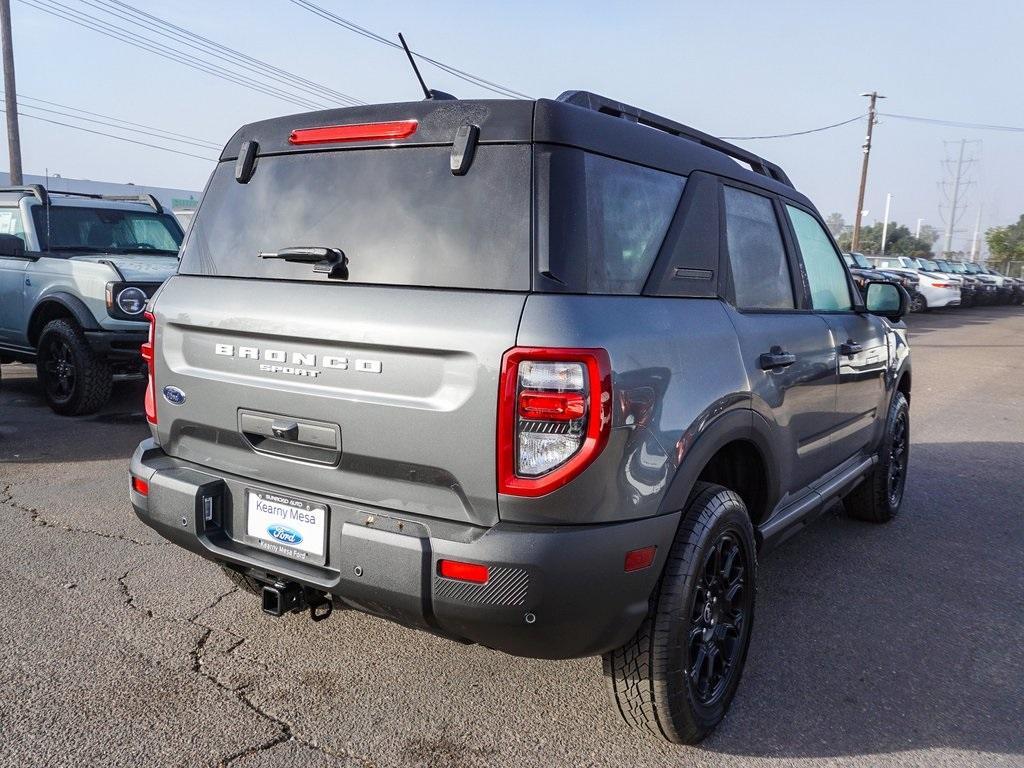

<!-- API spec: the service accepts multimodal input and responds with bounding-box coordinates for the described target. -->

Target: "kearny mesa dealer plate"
[245,490,327,563]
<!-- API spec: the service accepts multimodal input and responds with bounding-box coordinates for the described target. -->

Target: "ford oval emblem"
[162,386,186,406]
[267,524,303,546]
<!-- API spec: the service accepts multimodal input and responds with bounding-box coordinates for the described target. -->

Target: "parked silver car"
[0,185,183,414]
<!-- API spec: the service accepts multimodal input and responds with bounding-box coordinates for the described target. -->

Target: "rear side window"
[722,186,794,310]
[540,148,685,294]
[582,154,684,294]
[179,145,531,290]
[786,205,852,311]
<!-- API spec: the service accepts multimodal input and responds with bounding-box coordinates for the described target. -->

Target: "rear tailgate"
[153,104,534,527]
[152,276,525,526]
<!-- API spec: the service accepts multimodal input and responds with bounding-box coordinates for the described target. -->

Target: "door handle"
[759,346,796,370]
[840,340,863,356]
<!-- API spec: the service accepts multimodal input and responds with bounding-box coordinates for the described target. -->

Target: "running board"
[758,455,876,552]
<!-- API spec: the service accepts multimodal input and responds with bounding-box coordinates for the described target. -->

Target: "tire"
[36,318,112,416]
[604,482,757,744]
[845,391,909,523]
[909,293,926,313]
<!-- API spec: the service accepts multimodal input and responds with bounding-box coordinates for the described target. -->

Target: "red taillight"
[288,120,418,145]
[141,310,157,425]
[438,559,489,584]
[624,546,657,572]
[931,282,953,288]
[131,476,149,496]
[498,347,612,498]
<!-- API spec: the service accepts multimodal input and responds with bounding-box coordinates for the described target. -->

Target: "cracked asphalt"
[1,306,1023,768]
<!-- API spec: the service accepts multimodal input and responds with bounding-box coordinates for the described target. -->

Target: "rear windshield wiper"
[259,246,348,279]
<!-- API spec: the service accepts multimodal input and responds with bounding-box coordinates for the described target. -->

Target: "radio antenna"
[397,33,456,101]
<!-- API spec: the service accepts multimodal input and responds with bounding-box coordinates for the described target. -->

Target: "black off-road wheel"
[36,318,112,416]
[845,391,909,523]
[604,482,757,744]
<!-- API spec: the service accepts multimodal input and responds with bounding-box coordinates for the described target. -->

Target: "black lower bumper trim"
[129,439,680,659]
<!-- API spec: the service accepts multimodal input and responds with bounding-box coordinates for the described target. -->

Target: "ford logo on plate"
[162,386,186,406]
[267,524,303,546]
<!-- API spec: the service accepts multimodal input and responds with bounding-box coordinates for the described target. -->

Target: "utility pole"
[942,139,967,256]
[851,91,885,252]
[880,193,893,256]
[915,218,923,239]
[969,206,983,262]
[0,0,21,185]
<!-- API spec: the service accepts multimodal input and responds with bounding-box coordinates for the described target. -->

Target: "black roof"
[220,91,809,207]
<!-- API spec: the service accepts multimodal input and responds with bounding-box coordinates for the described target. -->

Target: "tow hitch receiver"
[261,581,333,622]
[261,582,305,616]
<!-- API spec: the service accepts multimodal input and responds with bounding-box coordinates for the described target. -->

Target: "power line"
[13,96,220,150]
[85,0,364,106]
[287,0,532,100]
[881,112,1024,133]
[6,110,216,161]
[17,93,220,148]
[721,114,866,140]
[18,0,333,111]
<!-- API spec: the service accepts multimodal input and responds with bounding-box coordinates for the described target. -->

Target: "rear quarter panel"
[501,294,750,524]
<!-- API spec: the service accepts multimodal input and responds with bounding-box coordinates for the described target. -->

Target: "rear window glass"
[541,148,685,294]
[179,145,531,290]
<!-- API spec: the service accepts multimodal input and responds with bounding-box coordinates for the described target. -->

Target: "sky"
[6,0,1024,253]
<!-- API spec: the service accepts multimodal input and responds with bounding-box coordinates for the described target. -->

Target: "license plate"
[246,490,327,562]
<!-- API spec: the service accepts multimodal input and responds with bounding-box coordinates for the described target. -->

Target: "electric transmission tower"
[938,139,981,256]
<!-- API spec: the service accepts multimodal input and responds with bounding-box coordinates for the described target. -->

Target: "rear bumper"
[129,439,679,659]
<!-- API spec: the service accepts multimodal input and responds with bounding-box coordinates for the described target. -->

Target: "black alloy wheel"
[887,409,908,507]
[40,335,77,405]
[688,531,752,706]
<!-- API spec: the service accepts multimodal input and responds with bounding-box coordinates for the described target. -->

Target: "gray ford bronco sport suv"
[0,185,183,414]
[130,91,911,743]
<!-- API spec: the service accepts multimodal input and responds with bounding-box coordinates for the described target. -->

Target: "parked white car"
[870,256,961,311]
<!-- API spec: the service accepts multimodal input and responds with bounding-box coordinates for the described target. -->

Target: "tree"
[825,212,845,237]
[986,215,1024,271]
[918,224,940,246]
[838,221,934,257]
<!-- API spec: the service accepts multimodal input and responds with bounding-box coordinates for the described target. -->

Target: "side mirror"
[0,233,25,257]
[865,280,907,321]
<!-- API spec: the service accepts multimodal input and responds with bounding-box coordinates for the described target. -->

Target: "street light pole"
[851,91,885,252]
[0,0,21,185]
[880,193,893,256]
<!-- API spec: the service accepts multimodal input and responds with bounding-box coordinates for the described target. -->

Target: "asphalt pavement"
[1,306,1022,768]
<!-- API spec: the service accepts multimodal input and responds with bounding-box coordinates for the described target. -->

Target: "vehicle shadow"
[0,363,148,464]
[703,439,1024,759]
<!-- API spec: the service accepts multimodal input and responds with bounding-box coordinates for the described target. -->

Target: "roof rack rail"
[0,184,50,205]
[0,186,164,213]
[556,90,794,188]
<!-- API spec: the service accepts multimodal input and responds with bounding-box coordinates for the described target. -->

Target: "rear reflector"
[131,476,149,496]
[288,120,418,145]
[624,546,657,572]
[438,559,489,584]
